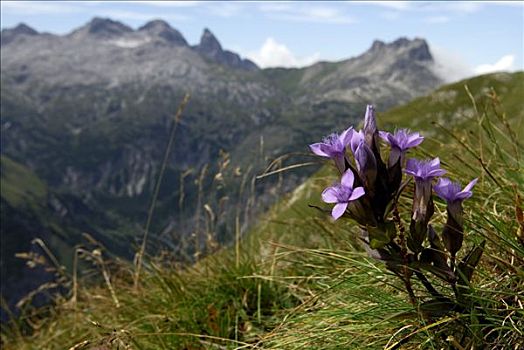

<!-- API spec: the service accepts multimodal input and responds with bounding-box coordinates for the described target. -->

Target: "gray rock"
[194,28,258,71]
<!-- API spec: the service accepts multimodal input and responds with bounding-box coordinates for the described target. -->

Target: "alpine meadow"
[1,2,523,349]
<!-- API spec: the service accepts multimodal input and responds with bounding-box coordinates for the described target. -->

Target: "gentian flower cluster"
[309,105,482,310]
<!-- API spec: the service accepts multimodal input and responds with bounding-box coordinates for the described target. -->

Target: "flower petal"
[364,105,377,135]
[434,178,452,201]
[430,157,441,168]
[427,168,447,178]
[339,127,354,147]
[321,187,339,203]
[462,178,478,193]
[340,169,355,188]
[332,202,348,220]
[455,178,478,201]
[350,130,364,154]
[455,191,473,201]
[379,131,390,142]
[309,143,329,157]
[355,142,377,174]
[348,187,365,201]
[406,134,424,148]
[404,158,419,176]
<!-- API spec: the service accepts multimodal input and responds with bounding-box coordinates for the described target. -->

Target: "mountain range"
[1,17,443,312]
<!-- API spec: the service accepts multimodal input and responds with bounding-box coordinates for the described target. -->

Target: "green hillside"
[1,72,523,349]
[381,72,523,128]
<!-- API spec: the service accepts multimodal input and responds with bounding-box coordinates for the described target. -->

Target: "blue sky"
[2,1,523,81]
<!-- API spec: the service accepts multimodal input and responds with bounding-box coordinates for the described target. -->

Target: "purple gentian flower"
[350,130,377,187]
[350,129,364,155]
[379,129,424,167]
[404,158,446,182]
[405,158,446,223]
[310,127,353,173]
[434,178,478,203]
[434,178,478,258]
[354,140,377,187]
[322,169,365,220]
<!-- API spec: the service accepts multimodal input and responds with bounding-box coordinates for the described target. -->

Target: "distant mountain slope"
[1,18,444,309]
[380,71,524,135]
[264,38,439,105]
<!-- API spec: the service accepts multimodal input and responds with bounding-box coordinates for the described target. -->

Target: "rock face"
[0,17,443,242]
[194,28,258,71]
[0,17,443,233]
[294,37,440,107]
[78,17,134,38]
[138,19,188,46]
[1,23,39,45]
[1,17,443,311]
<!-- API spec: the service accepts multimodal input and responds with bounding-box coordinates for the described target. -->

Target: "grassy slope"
[1,72,523,349]
[1,155,47,209]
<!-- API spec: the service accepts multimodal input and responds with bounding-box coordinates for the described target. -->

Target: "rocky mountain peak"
[139,19,171,31]
[74,17,133,38]
[199,28,222,53]
[367,37,432,62]
[370,40,385,51]
[406,38,432,61]
[387,37,432,60]
[391,37,411,48]
[193,28,258,71]
[1,23,39,45]
[8,23,38,36]
[138,19,188,46]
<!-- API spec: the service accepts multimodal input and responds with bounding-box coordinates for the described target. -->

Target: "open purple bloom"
[380,129,424,151]
[310,127,353,173]
[322,169,365,220]
[404,158,446,182]
[380,129,424,167]
[434,178,478,203]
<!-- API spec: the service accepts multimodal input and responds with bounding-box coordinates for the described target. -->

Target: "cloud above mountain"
[431,45,517,82]
[474,55,515,75]
[246,37,321,68]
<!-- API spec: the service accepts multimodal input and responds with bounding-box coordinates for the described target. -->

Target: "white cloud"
[367,1,482,13]
[431,45,517,82]
[435,2,482,13]
[101,10,189,23]
[474,55,515,75]
[246,37,321,68]
[364,1,412,11]
[1,1,80,15]
[206,3,244,18]
[430,45,474,82]
[489,1,524,7]
[259,3,355,24]
[380,11,401,20]
[425,15,450,24]
[129,1,201,7]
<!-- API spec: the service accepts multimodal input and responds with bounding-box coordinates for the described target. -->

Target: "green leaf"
[457,240,486,285]
[367,222,396,249]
